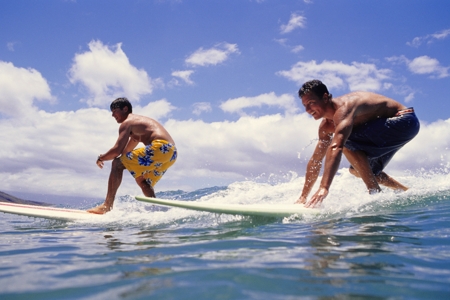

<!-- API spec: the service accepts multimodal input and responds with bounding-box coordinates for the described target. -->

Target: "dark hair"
[298,79,331,100]
[110,97,132,113]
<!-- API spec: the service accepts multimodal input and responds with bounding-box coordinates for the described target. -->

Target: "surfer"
[296,79,420,208]
[87,97,177,214]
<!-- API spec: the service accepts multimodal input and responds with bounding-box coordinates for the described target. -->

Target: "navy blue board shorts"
[344,108,420,175]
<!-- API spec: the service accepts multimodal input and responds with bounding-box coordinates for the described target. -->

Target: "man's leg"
[375,172,408,191]
[343,148,381,193]
[135,176,156,198]
[87,157,126,214]
[344,148,408,192]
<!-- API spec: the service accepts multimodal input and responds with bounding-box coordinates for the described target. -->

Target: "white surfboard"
[135,196,319,217]
[0,202,102,221]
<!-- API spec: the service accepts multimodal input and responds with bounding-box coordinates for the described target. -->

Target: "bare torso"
[297,90,412,207]
[317,91,408,137]
[121,114,175,155]
[332,91,407,126]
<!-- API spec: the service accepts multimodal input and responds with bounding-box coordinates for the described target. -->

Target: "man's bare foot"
[87,203,111,214]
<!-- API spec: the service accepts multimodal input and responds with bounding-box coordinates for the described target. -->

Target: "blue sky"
[1,0,449,198]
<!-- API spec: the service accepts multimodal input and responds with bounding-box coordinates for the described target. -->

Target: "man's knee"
[349,166,360,177]
[374,171,386,181]
[112,157,126,171]
[135,176,150,187]
[135,176,155,197]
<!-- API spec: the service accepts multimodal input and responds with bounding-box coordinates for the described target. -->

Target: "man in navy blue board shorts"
[296,80,420,208]
[345,108,419,177]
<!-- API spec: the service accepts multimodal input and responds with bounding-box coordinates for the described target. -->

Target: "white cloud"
[404,92,415,103]
[0,99,176,197]
[387,55,449,78]
[432,28,450,40]
[277,60,392,92]
[134,99,176,120]
[385,55,409,65]
[192,102,212,116]
[171,70,194,85]
[185,42,239,67]
[0,60,445,198]
[280,12,306,34]
[68,40,154,107]
[165,113,318,181]
[0,94,448,197]
[0,107,115,196]
[6,42,17,51]
[0,61,53,118]
[408,56,449,78]
[291,45,304,53]
[390,119,450,173]
[158,114,450,192]
[220,92,298,116]
[407,28,450,47]
[275,38,304,53]
[275,38,288,46]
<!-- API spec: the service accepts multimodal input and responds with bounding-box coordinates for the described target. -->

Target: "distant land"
[0,191,51,206]
[0,191,102,207]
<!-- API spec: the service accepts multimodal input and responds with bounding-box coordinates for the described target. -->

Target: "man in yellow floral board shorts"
[121,140,177,188]
[88,97,177,215]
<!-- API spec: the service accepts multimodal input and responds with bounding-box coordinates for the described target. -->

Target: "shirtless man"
[296,80,420,208]
[88,97,177,214]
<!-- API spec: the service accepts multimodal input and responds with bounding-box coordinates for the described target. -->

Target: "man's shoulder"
[128,114,155,123]
[319,118,335,132]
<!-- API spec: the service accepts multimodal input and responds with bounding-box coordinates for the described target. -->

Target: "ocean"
[1,171,449,299]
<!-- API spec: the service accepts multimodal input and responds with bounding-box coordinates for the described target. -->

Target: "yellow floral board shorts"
[120,140,177,187]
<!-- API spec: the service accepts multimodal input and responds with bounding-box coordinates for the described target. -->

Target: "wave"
[73,170,450,227]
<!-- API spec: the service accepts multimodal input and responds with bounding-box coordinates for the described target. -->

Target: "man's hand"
[295,196,307,204]
[96,155,104,169]
[305,187,328,208]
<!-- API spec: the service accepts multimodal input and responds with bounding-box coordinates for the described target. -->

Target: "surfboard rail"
[135,196,318,217]
[0,202,102,221]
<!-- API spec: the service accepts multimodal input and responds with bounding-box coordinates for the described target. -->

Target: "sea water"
[1,171,449,299]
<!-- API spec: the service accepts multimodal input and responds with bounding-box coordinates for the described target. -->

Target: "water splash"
[74,169,450,228]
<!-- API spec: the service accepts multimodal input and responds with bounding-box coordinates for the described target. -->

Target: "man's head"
[110,97,133,114]
[298,79,331,100]
[299,80,333,120]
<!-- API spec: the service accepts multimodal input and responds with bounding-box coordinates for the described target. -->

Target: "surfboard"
[135,196,319,217]
[0,202,102,221]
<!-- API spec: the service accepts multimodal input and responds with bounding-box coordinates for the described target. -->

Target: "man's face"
[111,107,127,123]
[301,92,325,120]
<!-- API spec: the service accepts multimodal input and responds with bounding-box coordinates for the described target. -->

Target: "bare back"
[117,114,175,156]
[125,114,174,145]
[332,92,407,127]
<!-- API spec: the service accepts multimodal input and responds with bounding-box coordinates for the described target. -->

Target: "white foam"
[75,169,450,227]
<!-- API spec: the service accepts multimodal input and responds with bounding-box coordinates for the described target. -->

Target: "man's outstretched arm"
[97,122,132,164]
[297,119,333,204]
[305,116,352,208]
[296,139,329,204]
